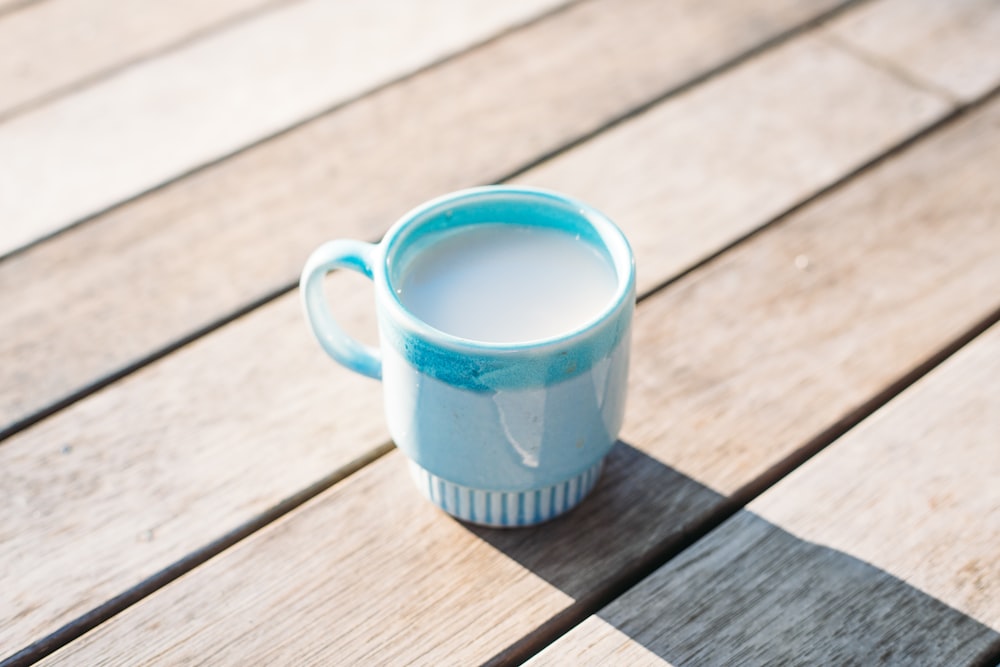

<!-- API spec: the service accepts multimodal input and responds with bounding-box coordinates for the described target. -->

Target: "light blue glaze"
[300,239,381,379]
[300,186,635,526]
[383,330,630,492]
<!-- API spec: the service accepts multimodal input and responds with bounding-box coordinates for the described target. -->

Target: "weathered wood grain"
[37,58,1000,667]
[0,0,34,16]
[749,324,1000,630]
[516,34,947,296]
[826,0,1000,102]
[0,0,281,118]
[0,0,848,435]
[0,0,567,257]
[529,326,1000,666]
[0,21,947,659]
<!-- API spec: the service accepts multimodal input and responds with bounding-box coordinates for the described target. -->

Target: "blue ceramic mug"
[301,186,634,527]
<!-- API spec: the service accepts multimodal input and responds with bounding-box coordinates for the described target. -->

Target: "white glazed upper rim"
[376,185,636,354]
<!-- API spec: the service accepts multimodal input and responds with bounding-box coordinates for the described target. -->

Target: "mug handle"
[300,239,382,380]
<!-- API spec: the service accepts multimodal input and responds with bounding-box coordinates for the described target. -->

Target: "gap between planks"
[618,81,1000,309]
[0,0,298,123]
[0,442,394,667]
[0,0,578,261]
[0,0,40,20]
[0,0,868,443]
[476,0,875,191]
[819,29,962,106]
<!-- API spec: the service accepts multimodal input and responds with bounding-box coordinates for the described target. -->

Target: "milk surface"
[397,223,617,343]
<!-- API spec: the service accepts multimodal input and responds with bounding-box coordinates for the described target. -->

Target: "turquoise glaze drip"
[375,186,636,392]
[377,298,633,391]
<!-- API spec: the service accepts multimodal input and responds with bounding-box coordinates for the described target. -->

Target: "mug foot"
[407,459,604,528]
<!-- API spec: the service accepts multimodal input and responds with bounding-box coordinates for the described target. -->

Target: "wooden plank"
[33,44,1000,667]
[0,0,281,119]
[0,0,568,257]
[0,0,849,436]
[0,23,947,659]
[826,0,1000,102]
[529,325,1000,666]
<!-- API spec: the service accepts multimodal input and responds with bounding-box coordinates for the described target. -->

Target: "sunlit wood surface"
[2,0,999,664]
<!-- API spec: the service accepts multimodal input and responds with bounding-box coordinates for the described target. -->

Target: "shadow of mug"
[468,442,1000,666]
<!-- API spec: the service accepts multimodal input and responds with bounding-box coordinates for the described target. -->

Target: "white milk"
[396,223,618,343]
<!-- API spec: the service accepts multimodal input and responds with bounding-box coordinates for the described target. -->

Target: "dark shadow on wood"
[471,442,1000,666]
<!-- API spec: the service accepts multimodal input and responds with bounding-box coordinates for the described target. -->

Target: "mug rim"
[376,185,635,354]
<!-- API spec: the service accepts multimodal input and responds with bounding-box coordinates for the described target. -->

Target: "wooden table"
[2,0,999,664]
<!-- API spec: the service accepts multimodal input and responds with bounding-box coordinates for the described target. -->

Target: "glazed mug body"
[301,186,635,527]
